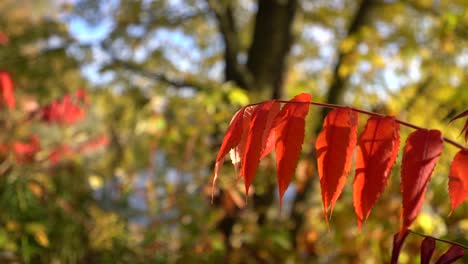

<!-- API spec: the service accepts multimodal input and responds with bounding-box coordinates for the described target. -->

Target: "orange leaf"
[274,93,311,206]
[353,116,400,230]
[229,106,255,178]
[316,107,358,221]
[400,129,443,234]
[0,71,15,109]
[212,106,249,199]
[448,149,468,212]
[242,101,280,196]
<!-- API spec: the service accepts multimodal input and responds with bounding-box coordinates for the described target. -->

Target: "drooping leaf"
[0,71,15,109]
[229,106,255,178]
[448,149,468,212]
[400,129,443,234]
[353,116,400,230]
[420,237,436,264]
[242,101,280,196]
[212,106,248,198]
[434,244,465,264]
[391,230,409,264]
[274,93,311,206]
[450,110,468,143]
[316,107,358,221]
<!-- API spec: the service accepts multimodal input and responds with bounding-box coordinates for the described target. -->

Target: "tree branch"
[206,0,253,89]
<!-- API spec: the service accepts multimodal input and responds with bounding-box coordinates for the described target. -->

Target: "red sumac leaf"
[212,106,248,198]
[449,149,468,212]
[401,129,443,234]
[391,230,409,264]
[242,101,280,196]
[353,116,400,230]
[229,106,255,178]
[434,245,465,264]
[420,237,436,264]
[0,71,15,109]
[274,93,311,206]
[316,107,358,221]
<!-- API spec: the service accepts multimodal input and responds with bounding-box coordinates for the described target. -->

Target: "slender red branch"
[245,100,466,150]
[408,229,468,250]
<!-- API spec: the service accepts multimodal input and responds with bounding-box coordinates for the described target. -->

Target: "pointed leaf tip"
[353,116,400,230]
[242,101,280,196]
[316,107,358,223]
[391,230,409,264]
[400,129,443,233]
[275,93,311,207]
[448,149,468,213]
[420,237,436,264]
[434,244,465,264]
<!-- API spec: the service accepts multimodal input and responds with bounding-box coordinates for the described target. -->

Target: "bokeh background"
[0,0,467,263]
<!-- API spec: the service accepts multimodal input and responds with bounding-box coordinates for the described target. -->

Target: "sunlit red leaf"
[229,106,255,178]
[316,107,358,221]
[212,106,247,197]
[420,237,436,264]
[242,101,280,196]
[400,129,443,234]
[391,230,409,264]
[0,71,15,109]
[274,93,311,206]
[434,244,465,264]
[448,149,468,212]
[353,116,400,229]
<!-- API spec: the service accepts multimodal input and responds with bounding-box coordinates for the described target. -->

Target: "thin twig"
[245,100,466,150]
[408,229,468,250]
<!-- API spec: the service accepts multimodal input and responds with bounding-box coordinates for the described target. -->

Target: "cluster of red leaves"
[213,93,468,234]
[40,90,87,125]
[391,230,465,264]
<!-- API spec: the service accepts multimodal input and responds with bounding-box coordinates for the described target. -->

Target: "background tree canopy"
[0,0,467,263]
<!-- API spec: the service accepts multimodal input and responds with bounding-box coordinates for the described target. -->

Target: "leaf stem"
[408,229,468,250]
[246,100,466,150]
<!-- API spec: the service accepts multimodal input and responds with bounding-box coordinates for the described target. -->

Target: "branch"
[247,99,466,150]
[112,59,214,91]
[206,0,253,89]
[408,229,468,250]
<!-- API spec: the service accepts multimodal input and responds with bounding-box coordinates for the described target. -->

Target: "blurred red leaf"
[41,94,86,125]
[420,237,436,264]
[448,149,468,213]
[13,135,40,164]
[0,71,15,109]
[0,32,8,44]
[48,145,73,165]
[353,116,400,230]
[400,129,443,234]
